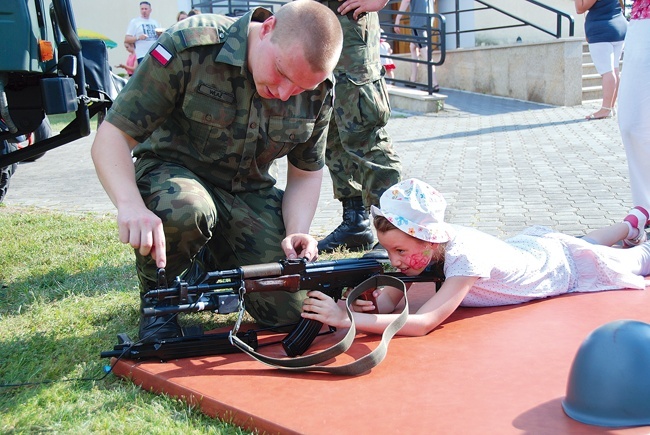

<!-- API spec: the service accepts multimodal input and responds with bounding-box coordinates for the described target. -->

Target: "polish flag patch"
[151,44,173,67]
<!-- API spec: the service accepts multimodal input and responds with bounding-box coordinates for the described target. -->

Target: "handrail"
[442,0,574,49]
[190,0,575,96]
[379,8,446,95]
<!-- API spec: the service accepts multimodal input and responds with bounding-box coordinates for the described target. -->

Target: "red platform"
[112,283,650,434]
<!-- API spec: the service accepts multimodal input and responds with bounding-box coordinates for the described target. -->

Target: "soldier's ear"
[259,16,277,40]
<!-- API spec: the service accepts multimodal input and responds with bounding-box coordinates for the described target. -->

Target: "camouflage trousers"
[134,157,306,328]
[326,75,402,208]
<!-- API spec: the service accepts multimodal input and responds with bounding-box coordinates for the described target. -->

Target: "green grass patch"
[0,207,251,433]
[47,113,78,134]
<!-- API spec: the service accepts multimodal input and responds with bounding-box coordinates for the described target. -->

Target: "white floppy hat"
[370,178,453,243]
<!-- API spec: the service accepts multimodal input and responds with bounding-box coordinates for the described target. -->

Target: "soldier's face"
[250,17,329,101]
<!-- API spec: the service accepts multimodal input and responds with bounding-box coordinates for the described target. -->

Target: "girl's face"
[377,229,436,276]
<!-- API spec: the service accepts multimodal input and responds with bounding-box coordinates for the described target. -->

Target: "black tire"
[0,141,18,204]
[24,116,53,162]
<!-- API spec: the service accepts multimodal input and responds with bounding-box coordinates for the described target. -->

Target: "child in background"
[380,30,396,79]
[116,42,138,77]
[301,178,650,337]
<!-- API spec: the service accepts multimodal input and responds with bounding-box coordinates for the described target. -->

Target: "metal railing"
[378,7,445,95]
[378,0,574,93]
[441,0,574,49]
[190,0,575,96]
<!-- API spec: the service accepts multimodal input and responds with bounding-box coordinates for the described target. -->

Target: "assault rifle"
[101,258,444,364]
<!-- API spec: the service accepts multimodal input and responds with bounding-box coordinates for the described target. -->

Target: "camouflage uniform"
[324,5,402,208]
[105,9,334,327]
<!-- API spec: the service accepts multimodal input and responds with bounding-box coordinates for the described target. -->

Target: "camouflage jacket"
[105,8,334,193]
[331,6,383,85]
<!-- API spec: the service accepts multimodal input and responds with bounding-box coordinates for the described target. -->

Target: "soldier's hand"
[337,0,389,18]
[281,233,318,262]
[117,205,167,267]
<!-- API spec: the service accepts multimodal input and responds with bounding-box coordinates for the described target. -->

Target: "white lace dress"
[442,225,646,307]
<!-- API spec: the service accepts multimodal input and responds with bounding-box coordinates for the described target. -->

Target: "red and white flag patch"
[151,44,173,67]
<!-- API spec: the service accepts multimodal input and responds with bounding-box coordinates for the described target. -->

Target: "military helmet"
[562,319,650,427]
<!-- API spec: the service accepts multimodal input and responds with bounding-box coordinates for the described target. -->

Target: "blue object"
[562,319,650,427]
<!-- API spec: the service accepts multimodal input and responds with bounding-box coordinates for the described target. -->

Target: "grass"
[48,112,83,134]
[0,206,252,433]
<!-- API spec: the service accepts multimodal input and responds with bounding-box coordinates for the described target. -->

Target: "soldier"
[316,0,402,258]
[91,1,343,342]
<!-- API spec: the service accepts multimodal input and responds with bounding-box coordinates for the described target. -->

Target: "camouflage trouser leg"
[134,158,305,328]
[326,77,402,208]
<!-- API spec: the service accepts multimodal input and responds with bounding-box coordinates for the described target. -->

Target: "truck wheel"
[24,116,53,162]
[0,141,18,203]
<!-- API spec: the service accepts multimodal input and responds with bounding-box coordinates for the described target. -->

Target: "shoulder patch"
[176,27,222,51]
[150,43,173,67]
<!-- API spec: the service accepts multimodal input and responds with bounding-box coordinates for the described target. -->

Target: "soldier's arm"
[91,121,167,267]
[281,164,322,260]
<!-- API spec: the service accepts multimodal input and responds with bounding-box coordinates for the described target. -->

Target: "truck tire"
[24,116,53,162]
[0,141,18,203]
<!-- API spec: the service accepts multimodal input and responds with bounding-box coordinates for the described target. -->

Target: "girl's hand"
[350,297,377,313]
[301,291,350,328]
[346,288,381,313]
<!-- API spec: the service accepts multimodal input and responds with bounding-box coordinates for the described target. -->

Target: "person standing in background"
[116,41,138,77]
[394,0,439,92]
[125,1,160,65]
[574,0,628,120]
[316,0,402,258]
[380,29,396,79]
[618,0,650,215]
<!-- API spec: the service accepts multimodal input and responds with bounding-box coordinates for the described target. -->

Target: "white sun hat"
[370,178,453,243]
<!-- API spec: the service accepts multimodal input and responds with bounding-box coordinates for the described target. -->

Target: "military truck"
[0,0,123,202]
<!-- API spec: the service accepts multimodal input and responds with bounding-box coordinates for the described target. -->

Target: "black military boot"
[318,197,375,252]
[138,294,182,343]
[362,242,389,260]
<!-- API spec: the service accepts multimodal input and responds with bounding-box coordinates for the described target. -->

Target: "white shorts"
[588,41,625,75]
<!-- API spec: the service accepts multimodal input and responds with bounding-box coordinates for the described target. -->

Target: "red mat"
[112,283,650,434]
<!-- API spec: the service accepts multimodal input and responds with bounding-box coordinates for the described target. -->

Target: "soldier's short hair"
[271,0,343,74]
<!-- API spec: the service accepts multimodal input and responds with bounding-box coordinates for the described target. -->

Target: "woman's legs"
[409,42,419,82]
[619,20,650,212]
[586,42,623,119]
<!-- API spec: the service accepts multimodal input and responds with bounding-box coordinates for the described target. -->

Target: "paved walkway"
[4,90,630,239]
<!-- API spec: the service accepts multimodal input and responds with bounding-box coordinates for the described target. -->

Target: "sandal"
[585,107,614,120]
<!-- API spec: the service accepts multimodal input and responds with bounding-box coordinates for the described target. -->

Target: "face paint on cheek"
[408,252,430,270]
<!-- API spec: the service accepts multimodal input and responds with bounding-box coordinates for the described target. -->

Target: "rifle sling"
[230,275,408,376]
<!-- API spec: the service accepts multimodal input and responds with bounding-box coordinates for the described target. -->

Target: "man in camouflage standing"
[316,0,402,256]
[91,1,343,342]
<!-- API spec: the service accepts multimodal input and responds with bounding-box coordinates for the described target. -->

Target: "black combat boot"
[318,197,375,252]
[138,294,182,343]
[362,242,389,260]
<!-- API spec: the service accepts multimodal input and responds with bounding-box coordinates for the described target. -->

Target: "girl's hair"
[374,215,447,262]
